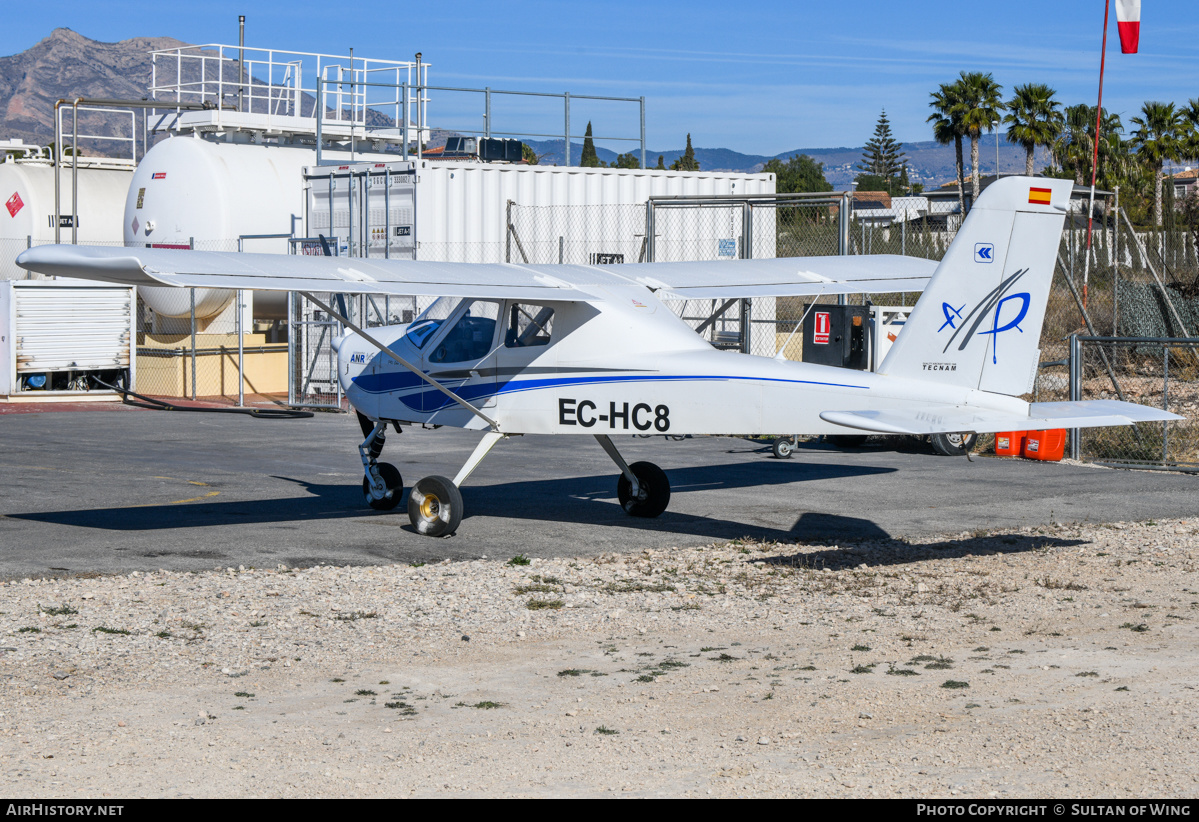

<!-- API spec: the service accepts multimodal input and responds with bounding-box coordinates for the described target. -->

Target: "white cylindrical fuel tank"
[0,160,133,279]
[126,138,392,319]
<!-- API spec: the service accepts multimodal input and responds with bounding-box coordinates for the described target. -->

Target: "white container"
[0,159,134,279]
[0,279,135,396]
[410,160,775,263]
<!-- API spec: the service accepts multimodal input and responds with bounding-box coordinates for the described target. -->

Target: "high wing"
[821,400,1182,436]
[16,245,935,300]
[612,255,934,299]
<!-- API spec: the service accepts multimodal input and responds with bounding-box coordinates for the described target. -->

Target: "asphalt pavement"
[2,405,1197,577]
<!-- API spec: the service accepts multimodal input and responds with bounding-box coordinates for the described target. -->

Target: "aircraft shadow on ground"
[756,514,1087,569]
[6,460,896,545]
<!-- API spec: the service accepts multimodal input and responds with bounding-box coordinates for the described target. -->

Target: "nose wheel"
[363,462,403,510]
[359,415,404,511]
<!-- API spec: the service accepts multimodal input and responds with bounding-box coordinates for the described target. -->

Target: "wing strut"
[300,292,500,432]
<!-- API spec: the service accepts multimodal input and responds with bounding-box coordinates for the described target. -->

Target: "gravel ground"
[1,517,1197,798]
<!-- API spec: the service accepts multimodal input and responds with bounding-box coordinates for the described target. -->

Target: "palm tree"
[1004,83,1063,176]
[956,71,1005,201]
[1054,104,1093,184]
[928,82,966,215]
[1181,98,1199,165]
[1131,101,1185,227]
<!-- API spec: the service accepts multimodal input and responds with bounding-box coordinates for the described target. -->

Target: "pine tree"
[857,109,906,182]
[655,155,666,170]
[670,134,700,171]
[580,121,599,167]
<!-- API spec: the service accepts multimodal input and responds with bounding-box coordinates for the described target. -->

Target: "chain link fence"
[506,195,948,359]
[288,291,416,409]
[1070,336,1199,469]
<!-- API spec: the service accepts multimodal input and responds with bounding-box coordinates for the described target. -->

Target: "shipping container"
[0,279,135,398]
[302,159,776,266]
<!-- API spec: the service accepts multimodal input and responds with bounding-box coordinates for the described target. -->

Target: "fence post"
[287,291,295,406]
[237,289,245,407]
[1069,333,1080,461]
[1113,186,1120,335]
[190,287,197,401]
[639,97,646,170]
[1163,347,1170,463]
[645,200,655,263]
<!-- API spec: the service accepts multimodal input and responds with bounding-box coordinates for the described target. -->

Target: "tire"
[408,475,464,536]
[772,437,794,459]
[616,461,671,518]
[929,432,978,457]
[827,435,868,449]
[362,462,403,511]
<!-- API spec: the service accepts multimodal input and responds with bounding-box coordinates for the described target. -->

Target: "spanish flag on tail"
[1116,0,1140,54]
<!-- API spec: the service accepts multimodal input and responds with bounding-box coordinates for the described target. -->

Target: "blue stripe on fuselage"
[350,371,869,413]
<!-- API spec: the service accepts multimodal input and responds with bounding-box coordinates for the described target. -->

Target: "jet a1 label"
[559,399,670,431]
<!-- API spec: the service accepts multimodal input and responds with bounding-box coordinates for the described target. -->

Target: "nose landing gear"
[359,413,403,511]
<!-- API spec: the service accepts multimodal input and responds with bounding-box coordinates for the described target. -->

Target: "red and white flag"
[1116,0,1140,54]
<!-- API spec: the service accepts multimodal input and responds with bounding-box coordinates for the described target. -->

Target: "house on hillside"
[832,190,962,230]
[1171,169,1198,203]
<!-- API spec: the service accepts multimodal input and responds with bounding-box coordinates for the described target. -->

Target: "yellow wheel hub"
[420,494,442,520]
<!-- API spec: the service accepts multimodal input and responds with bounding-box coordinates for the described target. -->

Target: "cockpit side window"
[505,304,554,348]
[428,300,500,363]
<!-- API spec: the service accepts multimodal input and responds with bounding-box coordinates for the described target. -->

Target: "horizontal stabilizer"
[820,400,1181,436]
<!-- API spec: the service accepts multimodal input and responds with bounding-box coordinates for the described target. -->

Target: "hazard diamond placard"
[5,191,23,218]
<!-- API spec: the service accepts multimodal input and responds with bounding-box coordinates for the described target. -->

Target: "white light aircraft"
[17,177,1179,536]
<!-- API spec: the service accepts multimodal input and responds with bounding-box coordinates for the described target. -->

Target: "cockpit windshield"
[403,297,460,349]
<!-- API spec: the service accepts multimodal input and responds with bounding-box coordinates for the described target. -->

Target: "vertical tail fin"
[878,177,1072,396]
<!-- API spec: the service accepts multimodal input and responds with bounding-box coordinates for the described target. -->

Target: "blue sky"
[8,1,1199,156]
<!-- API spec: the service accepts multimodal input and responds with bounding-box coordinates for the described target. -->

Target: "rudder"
[877,176,1072,396]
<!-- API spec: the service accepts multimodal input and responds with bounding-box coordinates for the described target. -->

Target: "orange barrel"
[994,431,1026,457]
[1022,429,1066,461]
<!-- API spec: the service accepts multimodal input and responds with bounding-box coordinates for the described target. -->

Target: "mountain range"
[2,28,1049,188]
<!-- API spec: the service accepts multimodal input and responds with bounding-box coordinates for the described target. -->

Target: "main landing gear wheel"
[929,432,978,457]
[363,462,403,511]
[616,461,671,518]
[408,475,464,537]
[772,437,795,459]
